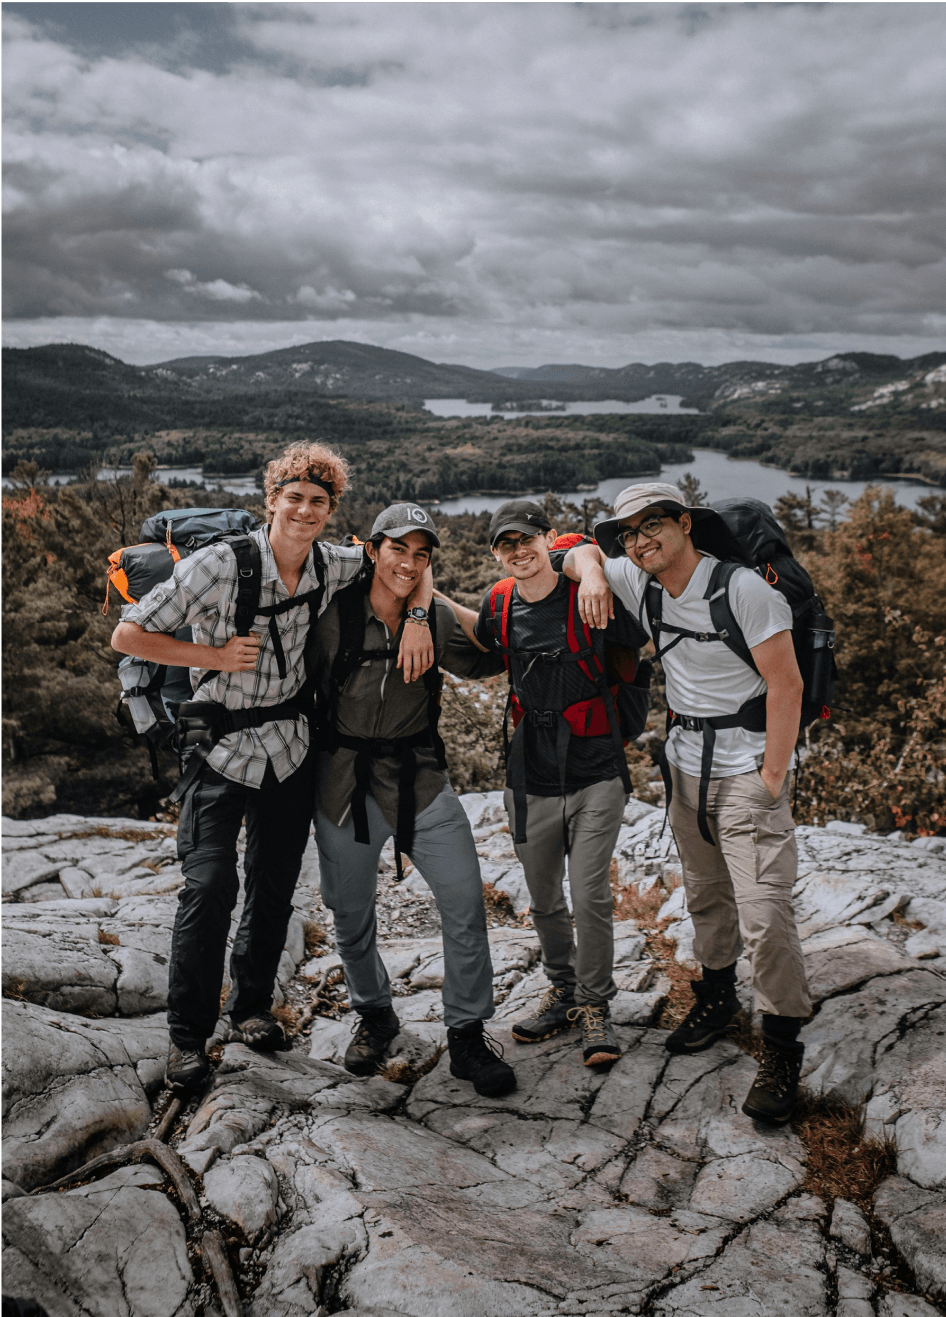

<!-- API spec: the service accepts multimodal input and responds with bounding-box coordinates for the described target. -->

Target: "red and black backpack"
[488,532,651,842]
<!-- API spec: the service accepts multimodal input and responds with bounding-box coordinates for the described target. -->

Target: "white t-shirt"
[604,554,793,778]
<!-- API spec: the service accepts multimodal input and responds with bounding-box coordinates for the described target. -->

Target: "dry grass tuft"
[791,1093,897,1211]
[380,1048,444,1086]
[609,872,697,1030]
[271,1001,301,1031]
[303,919,328,958]
[482,882,515,917]
[97,929,121,946]
[3,976,28,1001]
[890,909,926,931]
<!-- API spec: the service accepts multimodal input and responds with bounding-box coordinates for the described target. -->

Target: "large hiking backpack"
[319,576,447,879]
[643,496,837,843]
[106,507,326,784]
[488,532,651,842]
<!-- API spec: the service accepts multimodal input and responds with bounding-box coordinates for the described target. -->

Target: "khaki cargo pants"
[668,764,811,1018]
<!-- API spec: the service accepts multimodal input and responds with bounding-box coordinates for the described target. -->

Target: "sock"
[701,962,737,989]
[762,1014,803,1048]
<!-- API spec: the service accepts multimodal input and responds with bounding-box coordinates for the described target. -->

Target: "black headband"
[273,470,335,495]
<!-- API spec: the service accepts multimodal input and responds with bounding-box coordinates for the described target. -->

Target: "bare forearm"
[433,590,488,651]
[763,680,803,785]
[112,621,216,668]
[111,621,261,673]
[563,543,605,582]
[407,566,433,610]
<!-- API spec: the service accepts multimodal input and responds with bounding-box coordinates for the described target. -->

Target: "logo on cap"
[409,508,429,523]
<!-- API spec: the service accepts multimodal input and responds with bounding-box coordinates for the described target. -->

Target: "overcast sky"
[3,2,945,370]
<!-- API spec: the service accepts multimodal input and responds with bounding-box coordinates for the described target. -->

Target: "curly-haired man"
[112,442,433,1091]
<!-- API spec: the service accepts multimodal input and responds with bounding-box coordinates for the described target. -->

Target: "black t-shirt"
[474,573,627,796]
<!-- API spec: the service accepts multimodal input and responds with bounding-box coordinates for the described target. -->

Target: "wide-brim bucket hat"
[594,481,721,558]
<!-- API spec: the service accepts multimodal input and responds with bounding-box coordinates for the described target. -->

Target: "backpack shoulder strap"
[704,560,758,674]
[229,535,262,637]
[488,578,515,669]
[331,579,369,693]
[565,579,605,684]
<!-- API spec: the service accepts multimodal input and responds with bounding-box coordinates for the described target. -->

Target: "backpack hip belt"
[660,693,768,845]
[318,585,448,881]
[168,696,308,803]
[335,728,436,880]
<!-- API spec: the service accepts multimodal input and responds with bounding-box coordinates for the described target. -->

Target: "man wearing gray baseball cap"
[310,502,516,1099]
[564,480,811,1126]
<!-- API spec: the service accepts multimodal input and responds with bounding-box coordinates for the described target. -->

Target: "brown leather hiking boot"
[742,1039,804,1125]
[344,1006,401,1076]
[665,978,740,1054]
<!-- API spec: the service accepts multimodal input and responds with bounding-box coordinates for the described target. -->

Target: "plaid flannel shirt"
[121,527,363,786]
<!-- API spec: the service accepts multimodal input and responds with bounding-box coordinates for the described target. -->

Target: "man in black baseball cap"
[438,497,648,1071]
[488,499,552,547]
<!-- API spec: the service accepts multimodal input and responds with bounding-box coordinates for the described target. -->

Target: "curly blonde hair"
[264,441,350,516]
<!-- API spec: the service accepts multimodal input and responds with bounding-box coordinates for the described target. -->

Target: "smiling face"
[367,530,433,601]
[620,505,692,576]
[491,527,557,582]
[267,480,334,549]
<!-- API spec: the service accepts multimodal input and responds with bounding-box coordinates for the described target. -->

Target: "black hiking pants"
[167,753,314,1050]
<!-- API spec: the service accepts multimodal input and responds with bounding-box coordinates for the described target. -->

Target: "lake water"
[6,448,937,516]
[431,448,937,517]
[423,395,699,419]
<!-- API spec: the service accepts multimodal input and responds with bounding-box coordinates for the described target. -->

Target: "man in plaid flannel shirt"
[112,441,433,1092]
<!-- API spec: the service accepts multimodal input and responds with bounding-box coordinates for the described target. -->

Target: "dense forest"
[4,342,946,495]
[3,459,944,837]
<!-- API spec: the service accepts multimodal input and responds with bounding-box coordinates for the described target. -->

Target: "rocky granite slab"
[3,797,946,1317]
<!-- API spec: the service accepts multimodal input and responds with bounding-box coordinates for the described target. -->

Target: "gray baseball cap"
[369,502,441,548]
[594,481,719,557]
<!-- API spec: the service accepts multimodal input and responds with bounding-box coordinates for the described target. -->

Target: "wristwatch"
[405,607,429,623]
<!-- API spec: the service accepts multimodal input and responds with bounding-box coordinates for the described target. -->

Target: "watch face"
[408,607,429,619]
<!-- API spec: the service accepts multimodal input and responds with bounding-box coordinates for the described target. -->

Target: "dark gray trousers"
[505,776,627,1005]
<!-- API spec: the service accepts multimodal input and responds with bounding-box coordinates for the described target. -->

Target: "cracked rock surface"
[2,798,945,1316]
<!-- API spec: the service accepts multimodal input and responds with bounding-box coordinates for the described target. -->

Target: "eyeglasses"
[617,514,676,547]
[494,532,540,553]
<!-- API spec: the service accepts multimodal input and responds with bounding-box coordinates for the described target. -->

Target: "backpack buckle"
[531,710,554,727]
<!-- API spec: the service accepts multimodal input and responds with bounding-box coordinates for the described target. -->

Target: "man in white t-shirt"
[563,481,811,1125]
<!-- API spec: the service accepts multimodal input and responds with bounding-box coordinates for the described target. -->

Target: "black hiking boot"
[227,1010,287,1052]
[511,984,576,1043]
[344,1006,401,1076]
[665,978,740,1055]
[742,1039,804,1125]
[166,1044,211,1094]
[447,1022,517,1097]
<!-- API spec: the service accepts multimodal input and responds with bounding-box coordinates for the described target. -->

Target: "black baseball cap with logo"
[368,502,441,548]
[488,499,553,546]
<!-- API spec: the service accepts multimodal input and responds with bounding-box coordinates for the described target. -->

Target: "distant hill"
[5,340,945,440]
[492,353,946,413]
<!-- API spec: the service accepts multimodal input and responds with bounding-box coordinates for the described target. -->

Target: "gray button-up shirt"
[314,594,504,830]
[121,527,363,786]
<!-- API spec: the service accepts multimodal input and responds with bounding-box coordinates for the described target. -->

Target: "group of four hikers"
[112,438,810,1127]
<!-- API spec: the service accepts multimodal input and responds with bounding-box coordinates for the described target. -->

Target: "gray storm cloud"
[2,2,945,366]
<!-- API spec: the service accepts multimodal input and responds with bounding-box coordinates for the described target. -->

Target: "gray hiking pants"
[505,776,627,1006]
[315,785,495,1029]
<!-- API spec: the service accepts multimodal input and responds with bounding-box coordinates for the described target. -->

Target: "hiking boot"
[511,984,576,1043]
[228,1011,287,1052]
[344,1006,401,1076]
[447,1022,517,1097]
[567,1003,622,1066]
[166,1044,211,1094]
[742,1039,804,1125]
[664,978,740,1055]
